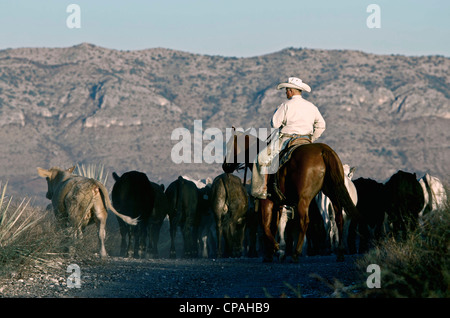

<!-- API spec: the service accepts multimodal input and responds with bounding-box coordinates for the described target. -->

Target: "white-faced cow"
[37,166,138,259]
[418,173,448,217]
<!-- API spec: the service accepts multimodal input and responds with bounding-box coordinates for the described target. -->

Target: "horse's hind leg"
[293,197,310,262]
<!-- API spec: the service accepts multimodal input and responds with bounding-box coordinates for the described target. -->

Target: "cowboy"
[251,77,326,199]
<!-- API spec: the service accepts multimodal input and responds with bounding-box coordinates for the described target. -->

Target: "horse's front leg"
[260,198,278,262]
[277,207,288,261]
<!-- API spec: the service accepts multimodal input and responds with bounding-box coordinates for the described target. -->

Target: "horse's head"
[222,129,263,173]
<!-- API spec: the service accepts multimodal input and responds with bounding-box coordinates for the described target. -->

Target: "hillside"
[0,43,449,204]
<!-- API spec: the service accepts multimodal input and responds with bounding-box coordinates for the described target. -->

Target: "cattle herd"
[37,165,447,261]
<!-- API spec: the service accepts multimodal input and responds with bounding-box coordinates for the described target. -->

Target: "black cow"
[384,170,425,240]
[349,178,387,253]
[211,173,248,258]
[148,182,169,258]
[165,176,200,258]
[112,171,155,258]
[196,183,217,258]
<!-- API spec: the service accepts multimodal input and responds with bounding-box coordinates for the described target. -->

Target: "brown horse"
[223,131,358,262]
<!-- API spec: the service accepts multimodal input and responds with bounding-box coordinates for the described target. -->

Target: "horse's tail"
[321,147,359,220]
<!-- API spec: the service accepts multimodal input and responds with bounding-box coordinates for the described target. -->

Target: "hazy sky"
[0,0,449,57]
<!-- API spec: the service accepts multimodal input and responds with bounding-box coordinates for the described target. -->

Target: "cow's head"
[37,166,75,200]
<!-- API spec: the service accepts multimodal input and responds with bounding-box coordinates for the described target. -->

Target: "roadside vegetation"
[356,195,449,298]
[0,164,111,279]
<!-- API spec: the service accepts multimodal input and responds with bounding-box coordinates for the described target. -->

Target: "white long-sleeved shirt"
[271,95,326,142]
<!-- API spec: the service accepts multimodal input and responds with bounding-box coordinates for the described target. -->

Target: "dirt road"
[0,255,363,298]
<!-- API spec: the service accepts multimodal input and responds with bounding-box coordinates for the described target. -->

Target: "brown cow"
[37,166,138,258]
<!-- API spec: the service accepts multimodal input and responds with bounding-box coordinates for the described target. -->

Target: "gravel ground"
[0,255,363,298]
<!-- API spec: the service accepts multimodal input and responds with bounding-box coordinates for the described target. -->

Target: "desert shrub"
[75,163,108,185]
[0,181,105,278]
[357,202,449,297]
[0,182,49,276]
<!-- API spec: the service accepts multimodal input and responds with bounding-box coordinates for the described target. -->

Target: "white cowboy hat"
[276,77,311,93]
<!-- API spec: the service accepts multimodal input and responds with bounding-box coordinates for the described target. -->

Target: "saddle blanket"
[278,137,312,169]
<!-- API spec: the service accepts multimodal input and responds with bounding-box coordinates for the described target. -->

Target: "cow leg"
[182,222,191,258]
[92,210,108,259]
[357,219,369,254]
[137,219,148,259]
[148,222,162,258]
[118,221,128,257]
[97,218,108,259]
[133,225,141,258]
[147,224,155,258]
[216,219,223,258]
[124,226,133,257]
[334,203,345,262]
[91,191,108,259]
[347,218,358,254]
[168,213,177,258]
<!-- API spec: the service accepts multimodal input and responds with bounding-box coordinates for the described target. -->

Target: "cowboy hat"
[276,77,311,93]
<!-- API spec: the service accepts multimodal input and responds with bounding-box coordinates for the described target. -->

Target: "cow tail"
[322,148,359,220]
[97,182,139,226]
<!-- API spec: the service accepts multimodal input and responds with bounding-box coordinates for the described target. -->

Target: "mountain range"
[0,43,448,205]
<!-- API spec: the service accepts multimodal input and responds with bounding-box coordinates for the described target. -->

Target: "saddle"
[271,136,312,203]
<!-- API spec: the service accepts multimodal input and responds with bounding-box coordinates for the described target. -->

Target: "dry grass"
[356,201,450,298]
[0,177,111,279]
[0,182,53,276]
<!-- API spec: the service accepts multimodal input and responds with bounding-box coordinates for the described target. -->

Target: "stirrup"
[281,205,295,220]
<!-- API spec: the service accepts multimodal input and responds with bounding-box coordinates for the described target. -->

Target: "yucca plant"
[0,182,45,274]
[0,182,41,247]
[75,163,108,185]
